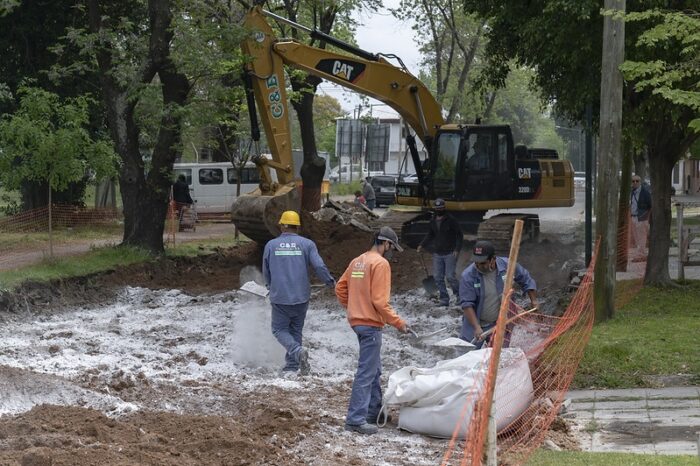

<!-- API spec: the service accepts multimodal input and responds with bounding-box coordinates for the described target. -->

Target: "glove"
[401,323,413,335]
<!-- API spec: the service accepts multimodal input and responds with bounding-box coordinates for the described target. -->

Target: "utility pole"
[594,0,626,322]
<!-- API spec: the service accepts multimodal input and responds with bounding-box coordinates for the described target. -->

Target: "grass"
[0,231,245,290]
[574,282,700,388]
[0,225,123,251]
[526,450,696,465]
[0,245,151,290]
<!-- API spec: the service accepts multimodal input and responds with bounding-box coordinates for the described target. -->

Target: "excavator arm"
[241,6,447,184]
[234,6,445,242]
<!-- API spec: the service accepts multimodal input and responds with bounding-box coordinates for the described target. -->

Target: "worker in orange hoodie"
[335,226,411,435]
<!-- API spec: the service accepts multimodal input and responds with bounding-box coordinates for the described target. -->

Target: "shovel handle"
[418,251,430,276]
[471,307,539,344]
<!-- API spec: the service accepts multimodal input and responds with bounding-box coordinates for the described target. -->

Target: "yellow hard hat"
[279,210,301,226]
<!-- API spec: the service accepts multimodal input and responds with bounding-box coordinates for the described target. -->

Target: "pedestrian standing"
[263,211,335,375]
[361,178,376,210]
[458,240,537,348]
[335,226,411,435]
[629,175,651,255]
[417,198,463,306]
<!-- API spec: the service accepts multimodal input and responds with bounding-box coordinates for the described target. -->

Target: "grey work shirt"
[479,269,501,325]
[362,183,376,201]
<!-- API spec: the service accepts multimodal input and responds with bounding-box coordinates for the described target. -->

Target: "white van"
[173,162,261,214]
[329,164,367,183]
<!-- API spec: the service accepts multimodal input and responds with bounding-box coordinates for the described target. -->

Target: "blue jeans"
[433,253,459,304]
[366,199,376,210]
[270,302,309,371]
[346,326,383,425]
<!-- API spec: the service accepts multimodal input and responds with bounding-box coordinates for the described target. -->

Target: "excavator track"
[477,213,540,253]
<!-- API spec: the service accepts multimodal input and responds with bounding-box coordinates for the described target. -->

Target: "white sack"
[384,347,533,438]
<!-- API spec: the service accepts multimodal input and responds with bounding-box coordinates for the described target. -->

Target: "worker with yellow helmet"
[262,210,335,376]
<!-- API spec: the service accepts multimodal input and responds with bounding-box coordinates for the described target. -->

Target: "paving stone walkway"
[565,386,700,456]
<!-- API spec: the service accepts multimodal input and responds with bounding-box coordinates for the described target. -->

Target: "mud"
[0,212,586,465]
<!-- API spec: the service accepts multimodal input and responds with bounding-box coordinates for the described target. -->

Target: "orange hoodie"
[335,250,406,331]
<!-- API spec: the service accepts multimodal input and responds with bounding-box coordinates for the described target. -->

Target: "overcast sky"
[317,1,422,117]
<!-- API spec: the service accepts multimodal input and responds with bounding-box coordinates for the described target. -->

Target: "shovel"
[409,326,450,343]
[418,253,438,296]
[470,307,539,345]
[239,281,269,298]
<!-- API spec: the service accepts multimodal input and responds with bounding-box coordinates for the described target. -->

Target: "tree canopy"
[0,85,116,192]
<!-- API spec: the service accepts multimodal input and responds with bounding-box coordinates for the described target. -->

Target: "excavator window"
[432,132,461,198]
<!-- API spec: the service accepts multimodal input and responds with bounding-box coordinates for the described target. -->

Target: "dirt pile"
[0,404,314,465]
[301,209,429,292]
[0,242,261,317]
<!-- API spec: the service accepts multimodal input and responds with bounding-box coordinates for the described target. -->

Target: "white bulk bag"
[384,347,533,438]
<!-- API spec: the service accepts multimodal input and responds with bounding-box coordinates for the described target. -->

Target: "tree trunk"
[644,141,678,285]
[89,0,189,254]
[291,76,325,213]
[593,0,625,323]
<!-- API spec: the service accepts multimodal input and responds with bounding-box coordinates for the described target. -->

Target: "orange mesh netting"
[616,210,648,306]
[0,204,120,233]
[441,244,599,466]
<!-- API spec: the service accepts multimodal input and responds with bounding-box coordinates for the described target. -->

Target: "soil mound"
[0,404,314,465]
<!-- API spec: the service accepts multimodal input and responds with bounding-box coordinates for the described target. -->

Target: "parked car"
[329,164,366,183]
[369,175,397,207]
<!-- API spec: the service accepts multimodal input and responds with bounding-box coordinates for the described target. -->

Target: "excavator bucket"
[230,184,301,244]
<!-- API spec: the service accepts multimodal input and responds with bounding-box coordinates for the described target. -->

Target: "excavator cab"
[431,125,516,203]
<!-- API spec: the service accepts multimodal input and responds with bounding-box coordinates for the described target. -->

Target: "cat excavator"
[232,6,574,247]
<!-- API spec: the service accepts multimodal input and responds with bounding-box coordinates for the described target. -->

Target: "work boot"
[298,347,310,376]
[344,423,378,435]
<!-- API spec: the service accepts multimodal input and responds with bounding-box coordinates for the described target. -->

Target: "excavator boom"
[233,6,445,242]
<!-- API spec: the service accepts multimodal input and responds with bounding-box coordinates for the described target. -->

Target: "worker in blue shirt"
[263,210,335,375]
[458,240,537,348]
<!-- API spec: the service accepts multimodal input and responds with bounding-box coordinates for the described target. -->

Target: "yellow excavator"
[233,6,574,246]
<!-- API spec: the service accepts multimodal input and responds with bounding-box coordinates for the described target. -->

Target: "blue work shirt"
[458,256,536,320]
[263,232,335,305]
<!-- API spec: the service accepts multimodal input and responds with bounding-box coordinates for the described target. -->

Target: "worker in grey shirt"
[263,211,335,375]
[458,240,537,348]
[361,178,376,210]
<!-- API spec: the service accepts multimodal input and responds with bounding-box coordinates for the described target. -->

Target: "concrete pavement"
[564,386,700,456]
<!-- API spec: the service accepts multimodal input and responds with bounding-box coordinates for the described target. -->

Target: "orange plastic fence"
[0,204,121,233]
[616,212,648,306]
[441,245,599,466]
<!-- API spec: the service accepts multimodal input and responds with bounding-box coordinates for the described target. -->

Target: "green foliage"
[620,9,700,133]
[0,85,117,192]
[574,281,700,388]
[0,1,19,16]
[392,0,486,123]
